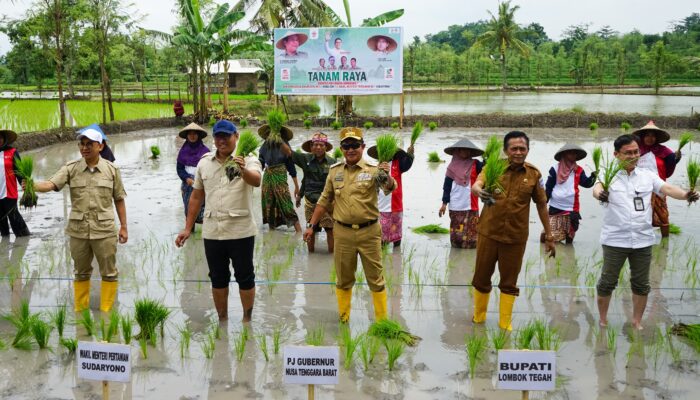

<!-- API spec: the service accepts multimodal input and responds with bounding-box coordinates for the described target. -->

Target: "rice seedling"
[15,156,37,208]
[50,304,67,338]
[60,337,78,354]
[303,119,312,129]
[330,120,342,130]
[134,298,171,345]
[592,146,603,175]
[598,154,626,191]
[0,338,5,350]
[385,339,405,371]
[687,157,700,192]
[532,319,561,351]
[670,323,700,352]
[482,135,501,161]
[339,325,362,370]
[224,130,261,180]
[363,121,374,130]
[428,121,437,131]
[410,121,423,146]
[391,121,400,130]
[305,324,326,346]
[368,318,421,346]
[589,122,599,131]
[272,325,284,354]
[516,322,537,350]
[666,330,682,364]
[621,121,631,132]
[179,323,192,358]
[669,223,681,234]
[234,329,247,361]
[465,333,488,378]
[77,309,96,336]
[626,329,644,362]
[239,118,248,128]
[678,131,694,152]
[242,325,250,342]
[332,147,343,159]
[489,327,509,350]
[257,334,269,362]
[358,334,381,370]
[303,111,310,119]
[150,145,161,159]
[482,157,509,205]
[209,319,222,340]
[264,109,287,144]
[30,317,53,350]
[139,337,148,359]
[374,134,400,184]
[121,313,133,344]
[412,224,449,234]
[606,326,619,356]
[427,151,442,162]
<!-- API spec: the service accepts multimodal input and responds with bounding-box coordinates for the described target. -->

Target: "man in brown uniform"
[471,131,555,330]
[304,127,395,323]
[32,128,127,312]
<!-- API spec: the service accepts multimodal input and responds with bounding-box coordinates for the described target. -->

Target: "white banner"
[77,341,132,383]
[283,345,339,385]
[496,350,556,391]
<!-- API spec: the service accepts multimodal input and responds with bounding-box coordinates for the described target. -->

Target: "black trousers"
[203,236,255,289]
[0,198,30,237]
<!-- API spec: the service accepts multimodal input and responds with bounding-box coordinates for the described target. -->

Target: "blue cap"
[213,120,237,135]
[78,123,108,141]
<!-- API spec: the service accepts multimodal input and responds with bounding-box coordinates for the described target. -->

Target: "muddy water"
[1,127,699,399]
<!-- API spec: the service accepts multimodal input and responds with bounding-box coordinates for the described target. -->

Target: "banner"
[274,27,403,95]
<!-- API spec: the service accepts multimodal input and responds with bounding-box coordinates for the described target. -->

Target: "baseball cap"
[213,120,237,135]
[77,127,104,144]
[339,127,363,142]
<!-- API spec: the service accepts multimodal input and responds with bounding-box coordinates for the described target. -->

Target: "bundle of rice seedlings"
[50,304,67,338]
[257,334,269,362]
[516,321,537,350]
[385,339,405,371]
[671,323,700,353]
[265,109,286,144]
[225,130,261,180]
[121,313,133,344]
[488,327,509,350]
[77,309,96,336]
[272,324,285,355]
[179,323,192,358]
[621,122,631,132]
[391,121,400,130]
[339,325,362,370]
[358,334,381,369]
[427,151,442,163]
[303,119,312,129]
[363,121,374,130]
[412,224,450,234]
[482,157,509,205]
[374,134,400,184]
[592,146,603,175]
[150,145,161,159]
[368,318,421,346]
[105,310,120,342]
[428,121,437,131]
[239,118,248,128]
[330,120,342,130]
[410,121,423,146]
[60,337,78,354]
[589,122,599,131]
[31,318,53,349]
[482,136,502,162]
[599,154,626,192]
[15,156,37,208]
[332,147,343,160]
[305,324,326,346]
[134,298,171,345]
[3,301,37,350]
[234,329,247,361]
[465,333,488,378]
[669,223,681,235]
[139,337,149,359]
[678,132,694,152]
[687,157,700,192]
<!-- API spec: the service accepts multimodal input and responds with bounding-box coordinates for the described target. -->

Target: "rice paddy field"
[1,127,699,399]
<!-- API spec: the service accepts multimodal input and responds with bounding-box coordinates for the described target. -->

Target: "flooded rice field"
[1,127,699,399]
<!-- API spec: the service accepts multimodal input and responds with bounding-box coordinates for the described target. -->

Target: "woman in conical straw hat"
[176,123,210,230]
[0,129,30,237]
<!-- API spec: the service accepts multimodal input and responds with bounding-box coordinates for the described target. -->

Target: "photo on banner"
[274,27,403,95]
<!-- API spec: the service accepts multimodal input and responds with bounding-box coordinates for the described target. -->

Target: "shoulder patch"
[66,159,80,166]
[365,159,378,167]
[201,151,214,160]
[330,161,343,168]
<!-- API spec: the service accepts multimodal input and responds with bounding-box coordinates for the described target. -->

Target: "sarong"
[304,198,334,231]
[262,164,299,228]
[181,183,204,224]
[548,212,573,242]
[449,210,478,249]
[651,193,669,228]
[379,211,403,243]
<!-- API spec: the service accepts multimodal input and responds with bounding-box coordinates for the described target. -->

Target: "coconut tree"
[475,0,530,89]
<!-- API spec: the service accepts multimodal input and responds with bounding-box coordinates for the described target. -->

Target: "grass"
[359,334,381,370]
[412,224,450,234]
[516,322,537,350]
[77,309,96,336]
[532,319,561,351]
[410,121,423,146]
[201,332,215,359]
[687,157,700,191]
[103,310,120,342]
[121,313,133,344]
[51,304,67,338]
[678,131,694,151]
[385,339,405,371]
[428,121,437,131]
[427,151,442,162]
[339,326,363,370]
[606,326,619,356]
[257,334,270,362]
[134,298,171,345]
[368,319,421,346]
[592,146,603,175]
[60,337,78,354]
[265,108,287,143]
[465,333,488,379]
[305,324,326,346]
[15,156,37,208]
[482,135,502,161]
[179,323,192,358]
[363,121,374,130]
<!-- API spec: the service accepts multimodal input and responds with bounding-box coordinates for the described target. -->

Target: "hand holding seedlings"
[598,189,609,203]
[687,190,699,204]
[378,161,390,174]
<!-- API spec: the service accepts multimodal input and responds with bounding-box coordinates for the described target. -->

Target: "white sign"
[283,345,339,385]
[497,350,556,391]
[77,341,132,383]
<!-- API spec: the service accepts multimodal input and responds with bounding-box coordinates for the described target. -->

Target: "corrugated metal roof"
[210,59,263,74]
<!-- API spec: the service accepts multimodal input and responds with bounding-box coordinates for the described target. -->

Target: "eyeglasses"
[340,142,361,150]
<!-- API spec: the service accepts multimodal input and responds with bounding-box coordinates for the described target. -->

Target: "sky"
[1,0,698,55]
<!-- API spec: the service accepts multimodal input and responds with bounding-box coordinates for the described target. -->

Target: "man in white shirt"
[325,31,350,60]
[592,134,698,330]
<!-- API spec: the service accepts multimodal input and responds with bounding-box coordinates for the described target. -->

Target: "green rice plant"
[687,157,700,191]
[179,323,192,358]
[606,326,619,356]
[465,333,488,379]
[100,318,107,341]
[339,325,362,370]
[571,105,586,114]
[410,121,423,146]
[621,121,631,132]
[666,330,682,363]
[332,147,343,159]
[305,324,326,346]
[678,131,694,152]
[31,317,53,349]
[201,331,216,359]
[139,336,148,359]
[77,309,96,336]
[363,121,374,130]
[209,319,222,340]
[265,109,287,143]
[15,156,37,208]
[589,122,599,131]
[368,318,421,346]
[482,156,509,202]
[121,313,133,344]
[303,119,312,129]
[257,334,269,362]
[106,310,120,342]
[384,339,405,371]
[532,319,561,351]
[598,154,626,191]
[427,151,442,162]
[391,121,399,130]
[239,118,248,128]
[225,130,261,180]
[272,325,284,354]
[303,111,311,119]
[60,337,78,354]
[374,134,400,184]
[50,304,67,338]
[516,322,537,350]
[234,329,247,361]
[488,327,509,350]
[626,329,644,361]
[242,325,250,342]
[670,323,700,353]
[482,135,502,161]
[0,337,5,350]
[150,145,161,159]
[428,121,437,131]
[330,120,342,130]
[669,223,681,235]
[359,334,381,369]
[412,224,449,234]
[592,146,603,175]
[134,298,171,346]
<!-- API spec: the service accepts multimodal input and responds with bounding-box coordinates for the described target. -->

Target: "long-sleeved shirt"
[378,152,414,213]
[544,163,596,212]
[0,147,22,200]
[291,152,336,203]
[259,141,296,177]
[441,160,483,211]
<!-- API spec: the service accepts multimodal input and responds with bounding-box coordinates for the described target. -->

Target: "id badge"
[633,196,644,211]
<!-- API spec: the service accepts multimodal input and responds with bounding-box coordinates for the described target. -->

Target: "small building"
[210,59,263,94]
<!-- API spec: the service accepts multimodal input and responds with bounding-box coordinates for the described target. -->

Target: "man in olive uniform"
[304,127,396,322]
[32,128,127,313]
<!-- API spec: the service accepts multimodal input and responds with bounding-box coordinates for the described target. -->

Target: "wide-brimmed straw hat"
[275,31,309,50]
[366,35,398,53]
[302,132,333,152]
[258,124,294,141]
[444,138,484,156]
[0,129,18,145]
[367,145,406,160]
[554,143,587,161]
[178,122,208,139]
[632,120,670,144]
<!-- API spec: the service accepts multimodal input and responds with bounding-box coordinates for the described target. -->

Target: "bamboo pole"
[308,384,314,400]
[335,96,340,123]
[399,92,405,129]
[102,381,109,399]
[521,390,529,400]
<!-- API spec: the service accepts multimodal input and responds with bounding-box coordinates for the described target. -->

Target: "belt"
[335,219,378,230]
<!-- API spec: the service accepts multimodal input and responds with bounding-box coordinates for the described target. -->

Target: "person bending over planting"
[30,128,127,313]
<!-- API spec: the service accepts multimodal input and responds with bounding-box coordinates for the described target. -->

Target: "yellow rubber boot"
[74,280,91,312]
[472,288,490,323]
[498,293,516,331]
[100,280,118,312]
[335,288,352,323]
[371,289,388,321]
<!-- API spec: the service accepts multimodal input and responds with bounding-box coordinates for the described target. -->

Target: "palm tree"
[475,1,529,89]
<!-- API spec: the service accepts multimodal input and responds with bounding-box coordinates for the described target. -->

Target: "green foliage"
[303,119,312,129]
[239,118,249,128]
[516,321,538,350]
[134,298,170,346]
[121,313,133,345]
[679,132,695,151]
[105,310,120,343]
[16,156,37,208]
[410,121,423,146]
[465,333,488,378]
[621,121,631,132]
[77,309,96,336]
[333,147,343,159]
[139,337,148,359]
[330,120,342,130]
[412,224,450,234]
[338,326,363,370]
[428,121,438,131]
[257,334,269,362]
[265,109,287,143]
[589,122,599,131]
[150,145,161,159]
[385,339,405,371]
[669,223,681,235]
[483,157,509,196]
[391,121,400,130]
[179,324,192,358]
[483,136,502,161]
[272,325,285,355]
[31,318,53,349]
[201,331,215,359]
[671,323,700,353]
[358,334,381,369]
[688,157,700,191]
[303,111,311,120]
[363,121,374,130]
[368,319,421,346]
[305,324,326,346]
[233,329,247,361]
[532,319,561,351]
[375,134,400,163]
[489,327,509,350]
[60,337,78,354]
[427,151,442,162]
[599,154,626,191]
[592,146,603,174]
[234,131,261,157]
[51,304,67,338]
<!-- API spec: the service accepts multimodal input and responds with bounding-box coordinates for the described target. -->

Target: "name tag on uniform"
[356,172,372,182]
[334,173,344,182]
[633,196,644,211]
